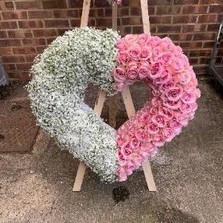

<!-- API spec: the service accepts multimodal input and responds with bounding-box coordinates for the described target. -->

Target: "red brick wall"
[0,0,222,80]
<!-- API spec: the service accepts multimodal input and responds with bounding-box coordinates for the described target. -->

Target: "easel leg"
[142,161,157,191]
[73,162,86,191]
[122,87,157,191]
[109,96,117,128]
[73,90,106,191]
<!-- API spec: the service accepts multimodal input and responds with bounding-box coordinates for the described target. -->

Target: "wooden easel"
[73,0,157,192]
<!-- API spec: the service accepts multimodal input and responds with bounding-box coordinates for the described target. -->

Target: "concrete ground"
[0,79,223,223]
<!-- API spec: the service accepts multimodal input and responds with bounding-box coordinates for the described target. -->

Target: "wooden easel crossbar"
[73,0,157,192]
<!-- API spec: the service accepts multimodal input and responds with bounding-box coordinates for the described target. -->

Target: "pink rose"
[140,46,152,60]
[116,151,126,166]
[140,111,151,123]
[124,34,138,44]
[162,128,175,142]
[138,33,151,46]
[138,61,150,79]
[154,68,171,85]
[174,45,183,54]
[113,66,126,82]
[163,99,181,110]
[146,122,159,134]
[177,71,192,85]
[161,52,173,64]
[165,86,183,102]
[135,128,149,142]
[159,107,174,120]
[179,103,193,114]
[120,143,133,158]
[152,46,163,61]
[196,88,201,98]
[171,57,186,72]
[116,39,126,51]
[128,44,141,60]
[176,114,189,127]
[149,62,164,79]
[127,61,138,79]
[130,137,141,149]
[116,167,127,182]
[152,134,165,147]
[168,118,182,135]
[114,81,126,92]
[151,114,166,128]
[160,81,175,94]
[149,106,159,116]
[149,36,161,48]
[117,51,131,65]
[125,162,136,175]
[181,92,197,104]
[161,37,174,50]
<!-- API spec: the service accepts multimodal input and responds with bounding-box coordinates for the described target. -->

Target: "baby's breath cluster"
[27,27,120,182]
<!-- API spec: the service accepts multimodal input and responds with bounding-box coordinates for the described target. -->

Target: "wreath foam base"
[27,27,200,182]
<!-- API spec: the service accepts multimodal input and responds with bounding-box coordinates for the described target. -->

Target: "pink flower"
[138,61,150,79]
[177,71,192,85]
[161,52,173,64]
[117,51,131,65]
[163,99,181,110]
[114,81,126,92]
[116,39,126,51]
[116,167,127,182]
[127,61,138,79]
[161,37,174,50]
[113,66,126,82]
[165,86,183,102]
[140,111,151,123]
[162,128,175,142]
[128,44,141,60]
[171,57,186,72]
[124,34,138,44]
[159,107,174,120]
[152,46,163,61]
[149,62,163,79]
[168,118,182,134]
[181,92,197,104]
[154,68,171,84]
[130,137,141,149]
[196,88,201,98]
[135,128,149,142]
[138,33,151,46]
[149,105,159,115]
[174,46,183,54]
[160,81,175,94]
[120,143,133,158]
[149,36,161,48]
[140,46,152,60]
[116,151,126,166]
[146,122,159,134]
[151,114,166,128]
[176,114,189,127]
[152,134,165,147]
[125,162,136,175]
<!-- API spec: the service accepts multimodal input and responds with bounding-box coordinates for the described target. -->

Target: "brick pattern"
[0,0,223,80]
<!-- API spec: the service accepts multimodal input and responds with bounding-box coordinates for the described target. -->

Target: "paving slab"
[0,79,223,223]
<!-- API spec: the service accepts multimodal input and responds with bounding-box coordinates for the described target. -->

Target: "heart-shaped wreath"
[27,27,200,182]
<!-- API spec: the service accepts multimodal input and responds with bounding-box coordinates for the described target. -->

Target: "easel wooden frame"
[73,0,157,192]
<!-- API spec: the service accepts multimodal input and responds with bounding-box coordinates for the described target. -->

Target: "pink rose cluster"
[113,34,201,181]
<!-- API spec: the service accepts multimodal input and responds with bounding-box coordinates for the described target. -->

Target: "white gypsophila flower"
[27,27,121,182]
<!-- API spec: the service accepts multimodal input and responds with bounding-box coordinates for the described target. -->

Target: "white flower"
[27,27,121,182]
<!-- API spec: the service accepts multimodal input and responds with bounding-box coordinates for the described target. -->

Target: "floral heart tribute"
[27,27,200,182]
